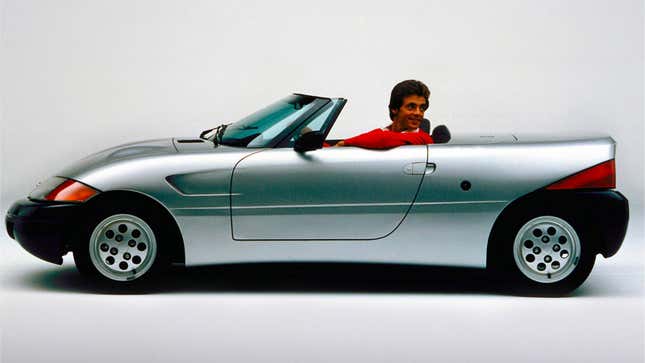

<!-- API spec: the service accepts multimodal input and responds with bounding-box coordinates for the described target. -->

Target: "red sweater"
[342,128,434,149]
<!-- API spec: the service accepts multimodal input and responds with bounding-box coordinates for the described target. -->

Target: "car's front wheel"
[74,206,167,285]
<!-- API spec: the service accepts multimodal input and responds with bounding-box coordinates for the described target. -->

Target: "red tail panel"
[546,160,615,190]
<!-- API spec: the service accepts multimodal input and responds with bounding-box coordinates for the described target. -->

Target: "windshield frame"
[219,94,331,148]
[275,97,347,148]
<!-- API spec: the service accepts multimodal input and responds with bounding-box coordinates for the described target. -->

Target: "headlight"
[29,177,100,203]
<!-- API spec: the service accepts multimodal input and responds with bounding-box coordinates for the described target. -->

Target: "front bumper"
[5,199,85,265]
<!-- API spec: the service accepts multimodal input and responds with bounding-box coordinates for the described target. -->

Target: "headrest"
[431,125,451,144]
[420,119,431,134]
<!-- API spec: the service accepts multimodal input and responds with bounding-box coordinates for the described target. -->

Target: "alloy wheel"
[89,214,158,281]
[513,215,581,283]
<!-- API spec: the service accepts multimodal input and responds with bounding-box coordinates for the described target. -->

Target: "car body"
[5,94,629,293]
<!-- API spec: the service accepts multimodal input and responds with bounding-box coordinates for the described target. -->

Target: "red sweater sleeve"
[343,129,434,149]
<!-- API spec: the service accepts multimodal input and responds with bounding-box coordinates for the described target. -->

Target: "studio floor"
[1,214,643,363]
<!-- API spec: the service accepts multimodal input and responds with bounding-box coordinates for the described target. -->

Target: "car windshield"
[219,94,328,147]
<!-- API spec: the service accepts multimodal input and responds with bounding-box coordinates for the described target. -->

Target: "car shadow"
[14,262,606,297]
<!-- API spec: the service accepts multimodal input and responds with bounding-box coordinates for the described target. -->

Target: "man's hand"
[334,141,345,147]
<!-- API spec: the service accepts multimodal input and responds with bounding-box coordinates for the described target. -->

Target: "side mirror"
[294,131,325,152]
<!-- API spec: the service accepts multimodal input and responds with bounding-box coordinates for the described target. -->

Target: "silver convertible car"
[6,94,629,293]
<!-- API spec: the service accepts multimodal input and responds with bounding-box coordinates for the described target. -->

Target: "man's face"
[391,94,428,132]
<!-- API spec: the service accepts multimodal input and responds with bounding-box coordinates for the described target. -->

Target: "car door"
[230,145,428,240]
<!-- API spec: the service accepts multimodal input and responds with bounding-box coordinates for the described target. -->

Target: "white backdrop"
[1,0,643,214]
[1,2,644,363]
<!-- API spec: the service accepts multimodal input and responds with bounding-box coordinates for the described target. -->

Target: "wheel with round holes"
[74,205,168,285]
[494,211,596,295]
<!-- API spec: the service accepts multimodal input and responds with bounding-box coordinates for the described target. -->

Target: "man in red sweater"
[336,80,434,149]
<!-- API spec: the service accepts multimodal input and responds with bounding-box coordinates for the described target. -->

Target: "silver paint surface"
[231,146,427,239]
[54,135,615,268]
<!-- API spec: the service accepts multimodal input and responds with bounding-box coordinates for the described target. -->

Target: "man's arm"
[340,129,433,149]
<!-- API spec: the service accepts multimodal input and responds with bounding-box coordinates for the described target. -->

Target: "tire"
[493,211,596,295]
[74,204,169,286]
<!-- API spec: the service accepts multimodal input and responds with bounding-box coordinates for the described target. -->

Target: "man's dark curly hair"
[388,80,430,120]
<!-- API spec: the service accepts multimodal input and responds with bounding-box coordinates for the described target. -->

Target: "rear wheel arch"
[486,190,602,269]
[485,190,603,294]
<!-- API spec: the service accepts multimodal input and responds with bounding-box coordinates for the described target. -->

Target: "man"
[335,80,434,148]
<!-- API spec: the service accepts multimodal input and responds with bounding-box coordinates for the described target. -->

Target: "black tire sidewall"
[74,203,169,285]
[494,208,596,294]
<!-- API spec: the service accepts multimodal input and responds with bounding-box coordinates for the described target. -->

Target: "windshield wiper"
[215,124,228,144]
[199,123,229,145]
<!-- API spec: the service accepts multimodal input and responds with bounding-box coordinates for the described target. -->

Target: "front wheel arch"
[77,190,185,265]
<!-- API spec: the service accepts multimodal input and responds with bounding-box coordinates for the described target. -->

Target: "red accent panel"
[546,160,616,190]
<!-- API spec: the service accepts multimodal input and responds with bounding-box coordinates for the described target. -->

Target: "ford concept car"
[6,94,629,293]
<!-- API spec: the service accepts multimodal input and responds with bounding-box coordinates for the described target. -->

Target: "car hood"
[55,138,260,190]
[57,138,178,179]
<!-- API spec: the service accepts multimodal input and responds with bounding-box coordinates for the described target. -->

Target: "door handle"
[404,162,436,175]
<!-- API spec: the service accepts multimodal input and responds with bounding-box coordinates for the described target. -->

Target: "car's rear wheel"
[492,210,596,295]
[513,216,583,283]
[74,205,168,285]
